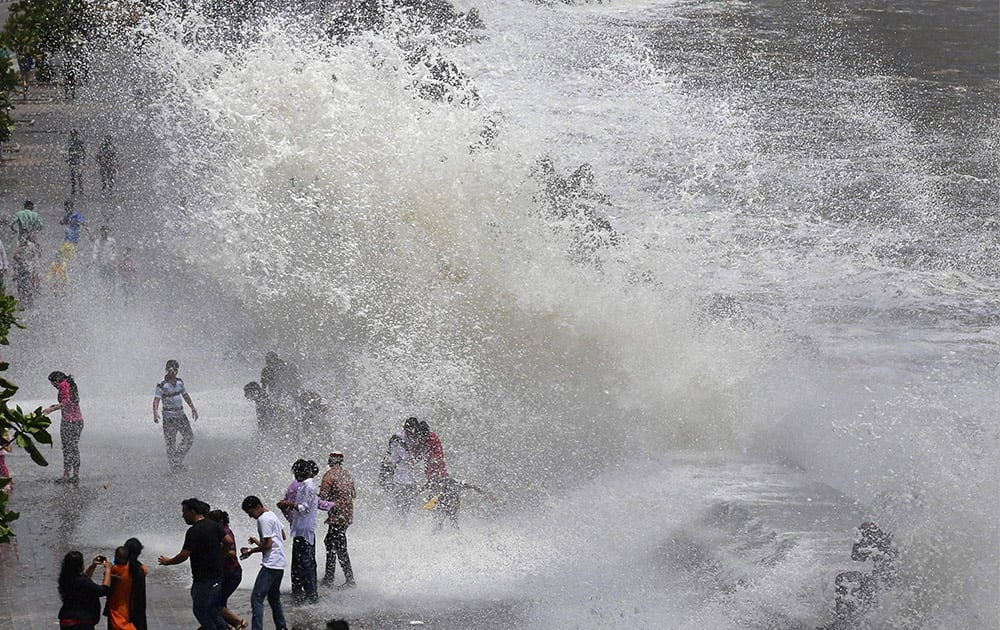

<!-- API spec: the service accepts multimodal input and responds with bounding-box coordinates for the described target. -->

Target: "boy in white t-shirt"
[240,496,289,630]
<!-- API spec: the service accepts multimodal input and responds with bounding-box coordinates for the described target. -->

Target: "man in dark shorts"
[158,498,231,630]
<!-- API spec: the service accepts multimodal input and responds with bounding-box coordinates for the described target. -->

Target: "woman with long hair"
[58,550,112,629]
[43,371,84,483]
[107,538,147,630]
[208,509,248,629]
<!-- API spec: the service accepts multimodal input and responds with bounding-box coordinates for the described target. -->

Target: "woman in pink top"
[43,371,84,484]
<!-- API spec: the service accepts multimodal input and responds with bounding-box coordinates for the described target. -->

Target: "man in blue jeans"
[158,498,231,630]
[241,495,289,630]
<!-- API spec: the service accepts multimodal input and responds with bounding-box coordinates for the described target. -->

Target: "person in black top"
[158,498,231,630]
[57,550,112,629]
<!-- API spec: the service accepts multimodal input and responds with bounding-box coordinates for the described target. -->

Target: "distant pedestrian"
[42,371,84,484]
[387,433,419,518]
[96,135,117,193]
[276,459,320,604]
[57,551,112,630]
[259,352,302,429]
[158,498,231,630]
[63,57,77,100]
[207,509,248,630]
[67,129,86,195]
[12,239,40,306]
[47,252,70,296]
[153,359,199,472]
[118,247,136,301]
[60,199,89,258]
[18,55,34,97]
[243,381,271,431]
[319,451,355,588]
[10,199,43,246]
[107,538,148,630]
[92,224,117,293]
[240,495,289,630]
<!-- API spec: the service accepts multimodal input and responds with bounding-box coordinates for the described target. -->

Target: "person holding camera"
[57,550,112,630]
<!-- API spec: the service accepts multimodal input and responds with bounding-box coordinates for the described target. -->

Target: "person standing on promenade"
[11,199,43,246]
[153,359,199,472]
[42,371,85,484]
[240,495,290,630]
[107,538,147,630]
[319,451,355,589]
[158,498,230,630]
[276,459,320,604]
[60,199,90,259]
[12,237,40,306]
[96,135,118,193]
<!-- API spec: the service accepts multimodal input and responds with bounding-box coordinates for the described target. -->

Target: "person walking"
[42,371,84,484]
[319,451,355,589]
[276,459,319,604]
[57,551,112,630]
[240,495,289,630]
[96,135,118,193]
[207,509,248,629]
[153,359,199,472]
[158,498,230,630]
[67,129,86,195]
[107,538,148,630]
[60,199,90,259]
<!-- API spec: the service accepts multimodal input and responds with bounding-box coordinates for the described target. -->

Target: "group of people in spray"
[40,355,489,629]
[4,128,130,308]
[820,521,900,630]
[58,497,353,630]
[7,197,135,308]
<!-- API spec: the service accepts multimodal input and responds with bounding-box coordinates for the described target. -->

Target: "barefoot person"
[43,371,84,484]
[153,359,199,472]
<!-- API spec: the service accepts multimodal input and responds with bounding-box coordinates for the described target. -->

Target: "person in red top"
[43,371,84,484]
[415,420,448,481]
[318,452,356,589]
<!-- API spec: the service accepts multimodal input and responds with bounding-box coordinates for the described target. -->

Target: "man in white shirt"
[276,459,320,604]
[240,496,289,630]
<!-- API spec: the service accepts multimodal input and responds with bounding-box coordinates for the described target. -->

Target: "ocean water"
[10,1,997,628]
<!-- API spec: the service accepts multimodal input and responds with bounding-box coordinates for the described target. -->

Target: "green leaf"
[22,441,48,466]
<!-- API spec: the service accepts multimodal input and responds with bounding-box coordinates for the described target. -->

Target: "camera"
[95,555,106,563]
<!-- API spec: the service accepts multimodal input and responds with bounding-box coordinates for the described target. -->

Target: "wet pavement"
[0,71,274,629]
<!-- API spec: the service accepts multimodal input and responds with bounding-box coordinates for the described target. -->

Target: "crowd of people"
[3,128,133,308]
[37,353,487,629]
